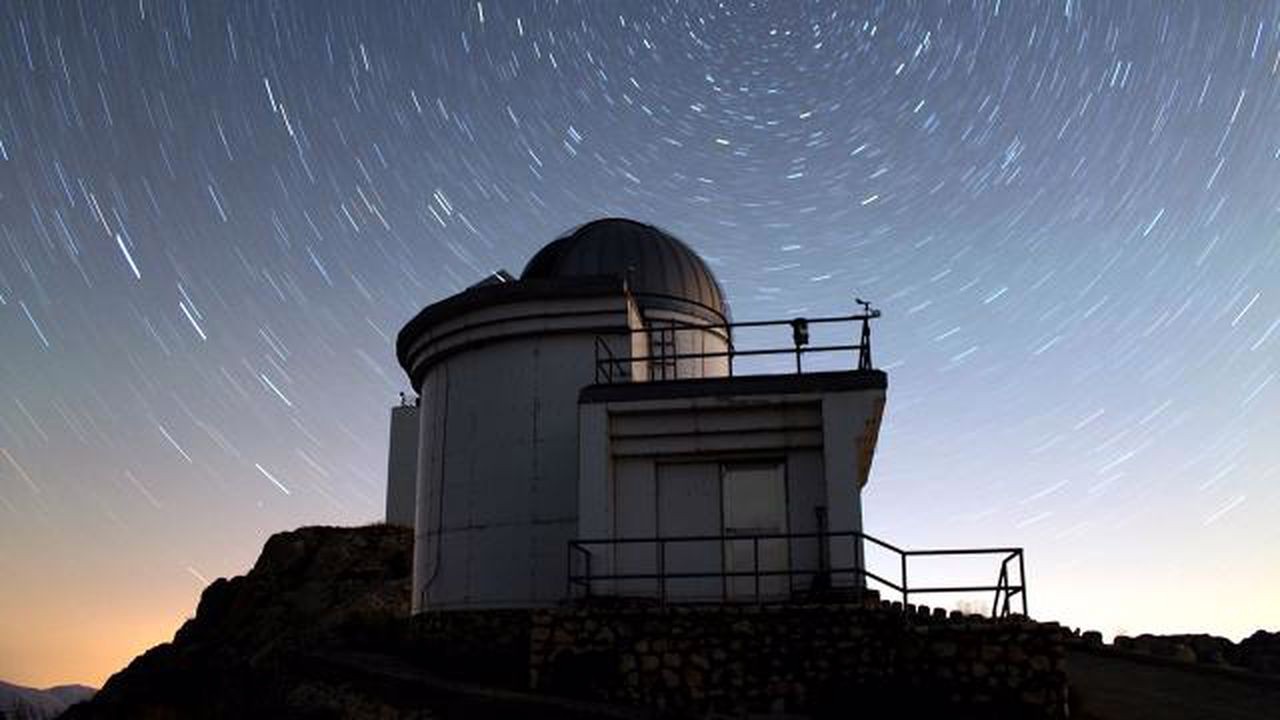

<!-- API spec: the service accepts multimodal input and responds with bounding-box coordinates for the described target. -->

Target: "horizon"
[2,0,1278,689]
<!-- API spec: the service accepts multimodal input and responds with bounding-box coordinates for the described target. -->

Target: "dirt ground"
[1066,648,1280,720]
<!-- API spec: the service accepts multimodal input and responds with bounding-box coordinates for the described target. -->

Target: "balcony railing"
[593,301,881,384]
[566,530,1028,619]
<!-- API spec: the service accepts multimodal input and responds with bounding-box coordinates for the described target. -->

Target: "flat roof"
[579,369,888,404]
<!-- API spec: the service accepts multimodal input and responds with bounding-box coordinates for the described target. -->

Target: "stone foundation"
[528,603,1068,718]
[406,600,1068,718]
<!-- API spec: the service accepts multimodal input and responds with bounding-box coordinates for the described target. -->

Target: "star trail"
[1,0,1278,687]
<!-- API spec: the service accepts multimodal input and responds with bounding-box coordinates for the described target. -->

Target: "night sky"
[2,0,1278,687]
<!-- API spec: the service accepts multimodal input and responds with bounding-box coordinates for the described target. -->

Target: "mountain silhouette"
[0,680,95,719]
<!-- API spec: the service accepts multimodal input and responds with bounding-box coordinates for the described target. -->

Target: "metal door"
[722,462,788,600]
[657,463,721,600]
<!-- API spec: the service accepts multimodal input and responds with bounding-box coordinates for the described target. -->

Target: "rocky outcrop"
[1236,631,1280,675]
[59,524,413,719]
[1097,630,1280,674]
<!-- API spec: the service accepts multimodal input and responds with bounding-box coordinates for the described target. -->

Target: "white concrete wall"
[385,404,420,527]
[577,384,886,601]
[820,390,886,584]
[411,295,634,611]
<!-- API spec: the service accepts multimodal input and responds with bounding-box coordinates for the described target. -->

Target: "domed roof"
[522,218,728,319]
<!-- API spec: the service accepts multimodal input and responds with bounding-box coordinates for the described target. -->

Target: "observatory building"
[390,218,887,611]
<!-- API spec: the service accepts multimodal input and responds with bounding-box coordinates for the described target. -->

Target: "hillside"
[59,524,414,719]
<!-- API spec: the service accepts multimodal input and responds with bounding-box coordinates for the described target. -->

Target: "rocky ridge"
[59,524,413,719]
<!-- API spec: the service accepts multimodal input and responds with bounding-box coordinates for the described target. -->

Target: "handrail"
[593,335,626,384]
[602,312,880,335]
[591,307,881,384]
[567,529,1027,619]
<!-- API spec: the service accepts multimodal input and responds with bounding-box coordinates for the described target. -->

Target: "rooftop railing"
[593,301,881,384]
[567,530,1028,619]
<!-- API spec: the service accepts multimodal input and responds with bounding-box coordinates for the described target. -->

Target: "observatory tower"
[391,218,886,611]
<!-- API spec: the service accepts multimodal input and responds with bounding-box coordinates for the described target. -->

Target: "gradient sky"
[2,0,1279,688]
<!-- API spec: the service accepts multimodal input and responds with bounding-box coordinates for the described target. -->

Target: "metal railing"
[566,530,1027,619]
[593,302,881,384]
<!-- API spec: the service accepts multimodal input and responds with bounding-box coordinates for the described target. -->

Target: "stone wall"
[398,600,1068,718]
[527,602,1068,718]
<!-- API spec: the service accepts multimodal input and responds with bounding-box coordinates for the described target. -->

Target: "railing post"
[992,564,1007,618]
[901,552,908,609]
[753,536,761,606]
[721,535,728,603]
[787,533,794,598]
[815,507,829,594]
[1018,551,1028,616]
[585,549,593,598]
[856,301,876,371]
[658,539,667,609]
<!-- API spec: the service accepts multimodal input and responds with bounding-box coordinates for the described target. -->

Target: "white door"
[722,462,788,600]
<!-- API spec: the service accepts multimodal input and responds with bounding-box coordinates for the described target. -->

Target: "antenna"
[854,297,879,370]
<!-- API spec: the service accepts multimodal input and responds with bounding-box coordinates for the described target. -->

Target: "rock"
[932,641,959,658]
[1169,644,1197,663]
[61,524,416,719]
[1234,630,1280,674]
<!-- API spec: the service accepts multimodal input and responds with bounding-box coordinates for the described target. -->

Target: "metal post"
[992,564,1006,618]
[721,535,728,602]
[594,341,601,384]
[1018,551,1028,616]
[900,552,908,609]
[791,318,808,374]
[753,537,761,606]
[658,539,667,609]
[815,507,830,595]
[787,534,794,598]
[856,299,876,371]
[585,550,593,598]
[859,315,872,370]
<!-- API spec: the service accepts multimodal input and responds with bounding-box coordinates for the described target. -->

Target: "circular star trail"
[0,1,1277,686]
